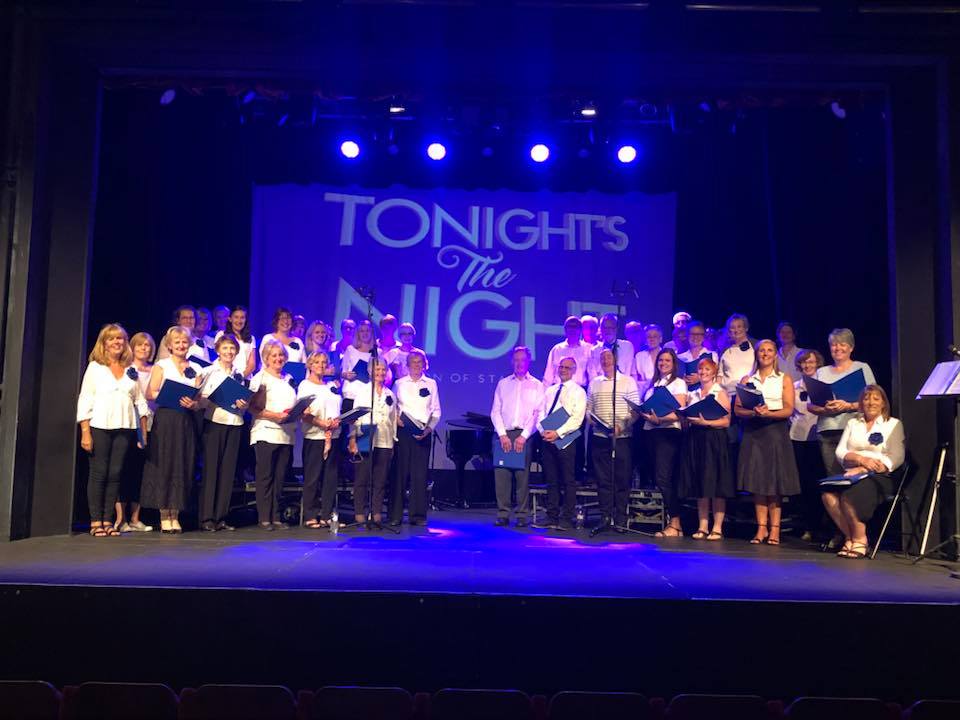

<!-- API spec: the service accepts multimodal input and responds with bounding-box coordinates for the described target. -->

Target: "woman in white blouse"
[341,319,377,401]
[76,324,150,537]
[114,331,157,533]
[261,306,305,364]
[142,326,203,534]
[734,339,800,545]
[197,334,249,532]
[304,320,330,356]
[215,306,257,378]
[678,320,718,391]
[790,349,827,542]
[349,359,398,528]
[299,352,342,529]
[637,348,688,537]
[718,313,755,396]
[248,339,298,531]
[328,318,357,383]
[823,385,905,559]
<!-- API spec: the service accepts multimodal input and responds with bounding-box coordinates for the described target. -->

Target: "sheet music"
[916,361,960,398]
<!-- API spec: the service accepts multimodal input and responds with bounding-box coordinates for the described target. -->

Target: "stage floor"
[2,511,957,604]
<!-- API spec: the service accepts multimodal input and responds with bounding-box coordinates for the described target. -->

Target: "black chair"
[903,699,960,719]
[71,682,178,720]
[785,696,889,720]
[665,693,768,720]
[311,686,413,720]
[870,459,912,559]
[548,691,651,720]
[431,689,531,720]
[180,684,297,720]
[0,680,61,720]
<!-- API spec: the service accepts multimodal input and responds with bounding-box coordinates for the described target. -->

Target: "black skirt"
[829,472,897,523]
[678,426,736,499]
[737,418,801,496]
[140,407,196,510]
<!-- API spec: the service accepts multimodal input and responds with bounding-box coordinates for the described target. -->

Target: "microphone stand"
[339,286,400,535]
[590,281,653,538]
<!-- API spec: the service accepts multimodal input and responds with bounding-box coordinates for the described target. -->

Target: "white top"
[687,382,724,404]
[298,379,343,440]
[835,415,905,473]
[76,362,150,431]
[214,330,257,377]
[789,378,818,442]
[642,377,687,431]
[719,341,756,395]
[249,370,297,445]
[156,356,204,387]
[588,339,636,381]
[542,340,592,387]
[395,375,442,429]
[634,345,662,398]
[814,361,877,433]
[537,379,587,438]
[261,333,306,364]
[136,367,157,431]
[351,382,398,449]
[341,345,374,399]
[490,373,545,439]
[587,372,640,437]
[778,345,805,383]
[199,363,246,427]
[747,369,786,411]
[157,337,210,364]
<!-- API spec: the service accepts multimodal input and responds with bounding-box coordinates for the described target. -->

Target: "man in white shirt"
[663,311,691,351]
[542,316,592,387]
[538,357,587,529]
[391,350,441,526]
[587,313,636,381]
[490,346,544,527]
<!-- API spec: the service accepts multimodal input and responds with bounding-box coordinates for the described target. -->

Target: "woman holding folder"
[261,306,305,364]
[806,328,876,476]
[341,319,377,402]
[678,320,718,391]
[197,334,249,532]
[734,339,800,545]
[141,325,203,534]
[299,351,343,529]
[248,339,298,531]
[678,357,733,540]
[76,324,150,536]
[349,358,398,528]
[637,349,687,537]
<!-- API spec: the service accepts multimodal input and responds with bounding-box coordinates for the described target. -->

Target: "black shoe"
[495,517,510,527]
[559,520,576,530]
[388,520,401,527]
[201,520,217,532]
[216,521,235,532]
[516,518,528,528]
[369,521,383,531]
[260,522,275,532]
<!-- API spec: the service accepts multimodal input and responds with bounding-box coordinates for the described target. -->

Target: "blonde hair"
[129,331,156,363]
[305,320,328,354]
[755,339,782,375]
[305,350,329,373]
[89,323,132,366]
[161,325,192,353]
[260,337,289,364]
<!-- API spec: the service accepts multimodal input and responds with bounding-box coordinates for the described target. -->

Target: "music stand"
[913,360,960,576]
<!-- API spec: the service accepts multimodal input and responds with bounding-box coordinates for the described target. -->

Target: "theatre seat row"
[0,681,957,720]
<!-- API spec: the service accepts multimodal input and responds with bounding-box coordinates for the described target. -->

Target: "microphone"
[949,344,960,358]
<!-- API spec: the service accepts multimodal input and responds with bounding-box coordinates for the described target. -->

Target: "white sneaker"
[118,522,132,533]
[127,520,153,532]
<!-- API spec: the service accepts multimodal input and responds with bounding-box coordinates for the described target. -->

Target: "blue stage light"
[427,142,447,161]
[530,144,550,163]
[340,140,360,159]
[617,145,638,164]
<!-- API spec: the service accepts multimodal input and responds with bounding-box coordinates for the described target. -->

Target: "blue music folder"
[157,379,200,412]
[679,394,728,421]
[639,386,681,417]
[284,361,307,386]
[830,368,867,403]
[191,356,212,368]
[554,429,581,450]
[208,376,254,416]
[736,384,766,410]
[492,437,527,470]
[338,406,372,425]
[352,358,370,383]
[399,411,425,434]
[684,353,712,377]
[284,395,315,423]
[541,407,570,432]
[355,424,376,453]
[818,470,871,488]
[589,412,613,436]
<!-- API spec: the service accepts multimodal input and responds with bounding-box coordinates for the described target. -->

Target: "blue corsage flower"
[739,341,750,352]
[868,432,884,445]
[289,341,300,351]
[385,395,394,406]
[183,367,197,379]
[419,387,431,397]
[126,367,139,381]
[799,391,809,402]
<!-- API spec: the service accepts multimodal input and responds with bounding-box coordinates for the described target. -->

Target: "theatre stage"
[1,511,957,701]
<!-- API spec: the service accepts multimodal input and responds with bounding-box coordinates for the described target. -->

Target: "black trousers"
[542,439,578,523]
[391,431,431,523]
[647,428,683,517]
[302,437,342,522]
[354,447,394,518]
[88,428,135,523]
[201,421,241,523]
[254,441,291,524]
[793,439,826,533]
[592,434,632,525]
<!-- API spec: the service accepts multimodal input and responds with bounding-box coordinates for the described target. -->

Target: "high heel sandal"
[749,527,768,544]
[765,525,781,546]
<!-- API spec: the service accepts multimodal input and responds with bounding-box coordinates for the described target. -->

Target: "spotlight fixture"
[580,103,598,118]
[616,145,638,164]
[427,142,447,161]
[389,99,406,114]
[159,88,176,106]
[530,144,550,163]
[830,101,847,120]
[340,140,361,159]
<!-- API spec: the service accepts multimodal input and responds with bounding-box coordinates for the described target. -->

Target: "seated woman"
[823,384,905,559]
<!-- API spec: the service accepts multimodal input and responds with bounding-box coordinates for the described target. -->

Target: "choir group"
[77,305,905,559]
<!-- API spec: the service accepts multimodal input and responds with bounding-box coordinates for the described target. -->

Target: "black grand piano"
[444,412,495,508]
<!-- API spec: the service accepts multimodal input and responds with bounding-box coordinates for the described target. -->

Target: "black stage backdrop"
[92,89,888,385]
